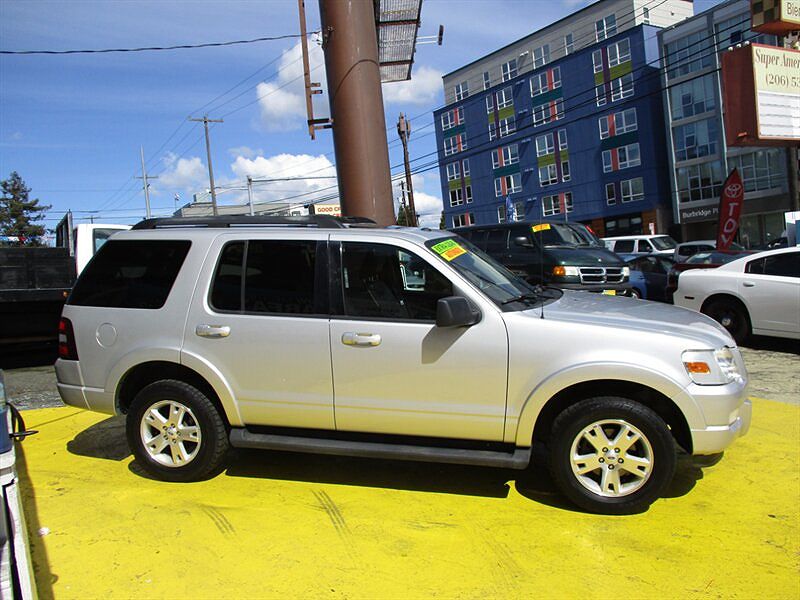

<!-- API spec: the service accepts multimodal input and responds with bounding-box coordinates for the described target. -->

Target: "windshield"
[567,224,604,247]
[651,236,678,250]
[686,251,747,265]
[532,223,586,247]
[425,237,558,308]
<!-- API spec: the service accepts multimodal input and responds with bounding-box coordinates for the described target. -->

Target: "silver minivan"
[55,216,751,514]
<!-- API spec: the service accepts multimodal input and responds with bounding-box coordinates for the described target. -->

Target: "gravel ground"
[3,335,797,409]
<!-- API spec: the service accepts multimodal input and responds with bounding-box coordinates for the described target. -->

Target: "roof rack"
[131,215,378,230]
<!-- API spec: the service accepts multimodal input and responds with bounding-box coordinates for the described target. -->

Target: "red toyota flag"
[716,168,744,251]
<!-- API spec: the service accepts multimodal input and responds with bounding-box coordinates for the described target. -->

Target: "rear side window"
[210,240,320,315]
[748,252,800,278]
[614,240,634,253]
[69,240,191,309]
[486,229,508,253]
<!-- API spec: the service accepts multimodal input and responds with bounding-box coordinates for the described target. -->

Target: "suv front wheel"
[126,379,229,482]
[548,397,676,514]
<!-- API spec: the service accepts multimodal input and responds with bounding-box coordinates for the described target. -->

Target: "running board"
[229,429,532,470]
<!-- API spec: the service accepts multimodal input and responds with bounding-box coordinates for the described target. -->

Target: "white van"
[603,235,678,257]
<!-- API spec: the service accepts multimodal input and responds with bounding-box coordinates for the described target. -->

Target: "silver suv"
[55,216,751,514]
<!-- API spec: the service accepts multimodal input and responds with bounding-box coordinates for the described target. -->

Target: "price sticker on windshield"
[532,223,551,233]
[431,239,467,261]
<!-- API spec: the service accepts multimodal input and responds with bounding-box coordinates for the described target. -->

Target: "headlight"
[553,266,579,277]
[622,266,630,277]
[682,347,743,385]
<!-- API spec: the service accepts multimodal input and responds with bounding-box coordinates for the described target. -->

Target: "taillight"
[58,317,79,360]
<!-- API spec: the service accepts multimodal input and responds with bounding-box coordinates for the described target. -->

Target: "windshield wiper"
[501,285,545,305]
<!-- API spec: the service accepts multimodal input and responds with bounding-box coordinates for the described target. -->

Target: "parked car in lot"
[55,215,751,514]
[673,240,745,263]
[674,247,800,344]
[626,255,675,302]
[454,221,632,296]
[665,250,753,303]
[603,235,678,257]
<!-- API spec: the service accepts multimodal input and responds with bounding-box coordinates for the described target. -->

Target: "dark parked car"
[453,221,632,295]
[665,250,753,303]
[626,255,675,302]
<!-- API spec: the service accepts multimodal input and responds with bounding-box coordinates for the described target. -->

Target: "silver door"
[329,236,508,442]
[182,232,334,429]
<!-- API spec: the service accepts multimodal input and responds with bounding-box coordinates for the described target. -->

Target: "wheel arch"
[116,361,239,427]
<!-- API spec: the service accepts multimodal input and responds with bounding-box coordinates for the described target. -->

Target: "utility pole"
[136,146,158,219]
[397,113,417,227]
[189,115,223,216]
[399,180,408,225]
[246,176,255,216]
[318,0,395,226]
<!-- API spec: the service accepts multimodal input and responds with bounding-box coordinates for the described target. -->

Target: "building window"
[669,74,716,120]
[561,160,571,182]
[496,86,514,109]
[483,71,491,90]
[539,164,558,186]
[595,85,607,107]
[607,38,631,67]
[499,115,516,137]
[493,144,520,168]
[452,213,473,227]
[665,31,714,80]
[533,44,550,69]
[465,185,473,203]
[677,161,724,203]
[446,162,460,181]
[673,118,718,161]
[497,205,507,223]
[729,149,784,192]
[542,192,573,216]
[486,95,494,113]
[596,14,617,41]
[449,188,465,207]
[715,15,775,51]
[535,132,555,156]
[443,133,467,156]
[454,81,469,101]
[494,173,522,196]
[514,201,525,221]
[462,158,470,177]
[440,107,463,131]
[592,49,604,73]
[606,183,617,205]
[533,99,563,126]
[565,33,574,55]
[530,67,561,96]
[610,73,634,102]
[602,143,641,172]
[489,123,497,141]
[599,108,637,139]
[558,128,568,150]
[502,59,518,82]
[643,7,650,24]
[621,177,644,202]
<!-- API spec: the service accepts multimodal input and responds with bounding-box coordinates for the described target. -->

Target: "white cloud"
[257,41,327,131]
[157,152,208,192]
[382,65,443,106]
[227,145,263,159]
[391,173,443,228]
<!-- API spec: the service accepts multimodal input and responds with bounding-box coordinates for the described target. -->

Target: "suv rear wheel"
[548,397,676,514]
[126,380,229,482]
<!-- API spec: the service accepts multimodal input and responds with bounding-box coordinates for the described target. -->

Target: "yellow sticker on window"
[431,239,467,261]
[532,223,551,233]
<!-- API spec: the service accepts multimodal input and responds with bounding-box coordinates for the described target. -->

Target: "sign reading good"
[751,0,800,34]
[716,169,745,251]
[314,203,342,215]
[721,44,800,146]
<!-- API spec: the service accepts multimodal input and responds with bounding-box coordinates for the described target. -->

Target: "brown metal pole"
[397,113,418,227]
[318,0,395,226]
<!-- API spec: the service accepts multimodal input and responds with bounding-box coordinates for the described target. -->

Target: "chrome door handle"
[196,324,231,338]
[341,332,381,347]
[742,281,755,288]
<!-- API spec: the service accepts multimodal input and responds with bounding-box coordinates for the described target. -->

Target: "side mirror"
[513,236,534,248]
[436,296,480,328]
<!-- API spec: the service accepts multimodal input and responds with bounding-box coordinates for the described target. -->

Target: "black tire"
[630,288,642,299]
[548,397,676,515]
[703,298,750,345]
[126,379,229,482]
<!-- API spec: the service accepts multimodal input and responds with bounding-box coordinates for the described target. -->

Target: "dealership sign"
[721,44,800,146]
[751,0,800,34]
[716,169,745,251]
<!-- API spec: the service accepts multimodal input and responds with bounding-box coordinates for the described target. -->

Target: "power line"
[0,33,314,55]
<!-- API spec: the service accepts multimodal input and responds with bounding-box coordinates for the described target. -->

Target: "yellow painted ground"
[16,398,800,599]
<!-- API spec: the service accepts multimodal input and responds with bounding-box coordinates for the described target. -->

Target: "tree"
[397,204,414,227]
[0,172,50,245]
[439,211,445,230]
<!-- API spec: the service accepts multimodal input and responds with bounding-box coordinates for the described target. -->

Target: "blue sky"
[0,0,724,230]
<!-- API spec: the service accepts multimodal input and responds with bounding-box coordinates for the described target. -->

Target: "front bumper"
[552,282,633,295]
[690,383,752,455]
